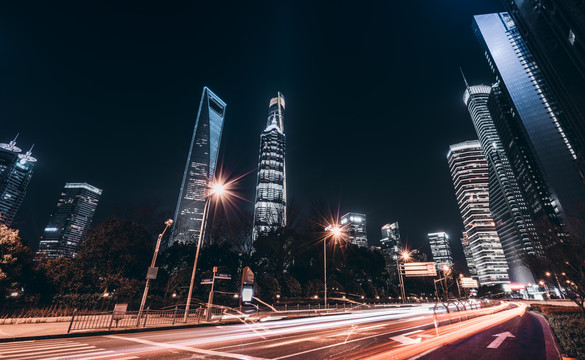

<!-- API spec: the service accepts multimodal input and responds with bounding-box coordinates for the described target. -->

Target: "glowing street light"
[397,250,412,303]
[324,224,343,309]
[184,180,228,322]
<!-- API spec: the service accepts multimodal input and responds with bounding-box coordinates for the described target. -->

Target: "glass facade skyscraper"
[503,0,585,178]
[447,141,510,286]
[428,232,453,271]
[380,222,401,280]
[253,92,287,238]
[0,136,36,227]
[37,183,102,258]
[463,83,536,284]
[473,13,585,222]
[171,87,226,245]
[340,212,368,247]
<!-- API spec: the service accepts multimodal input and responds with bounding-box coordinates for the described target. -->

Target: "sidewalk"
[0,321,71,339]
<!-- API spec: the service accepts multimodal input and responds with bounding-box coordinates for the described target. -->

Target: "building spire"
[10,133,19,147]
[460,66,470,90]
[26,144,34,156]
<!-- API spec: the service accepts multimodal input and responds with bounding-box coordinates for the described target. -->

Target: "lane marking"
[106,335,268,360]
[272,322,436,359]
[0,343,92,355]
[486,331,515,349]
[31,349,115,360]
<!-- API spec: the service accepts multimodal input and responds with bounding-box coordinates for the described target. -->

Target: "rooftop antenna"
[26,144,34,155]
[10,133,19,146]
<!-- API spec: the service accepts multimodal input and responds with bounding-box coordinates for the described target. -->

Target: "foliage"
[546,311,585,359]
[525,213,585,314]
[281,276,302,298]
[257,274,280,302]
[0,225,39,307]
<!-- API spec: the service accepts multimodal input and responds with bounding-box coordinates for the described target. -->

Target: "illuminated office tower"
[340,212,367,247]
[171,87,226,245]
[503,0,585,177]
[0,136,36,227]
[428,232,453,271]
[463,81,536,285]
[447,141,510,286]
[460,234,477,278]
[253,92,287,238]
[473,13,585,222]
[37,183,102,258]
[380,222,401,280]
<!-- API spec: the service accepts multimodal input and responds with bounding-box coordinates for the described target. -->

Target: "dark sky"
[1,1,503,265]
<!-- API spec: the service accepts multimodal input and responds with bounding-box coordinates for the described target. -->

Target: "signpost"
[203,266,232,321]
[240,266,255,305]
[402,262,437,277]
[460,277,479,288]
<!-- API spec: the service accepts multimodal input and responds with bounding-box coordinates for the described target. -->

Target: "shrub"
[546,312,585,359]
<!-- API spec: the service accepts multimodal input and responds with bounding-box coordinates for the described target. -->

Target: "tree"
[525,213,585,314]
[281,276,302,298]
[0,225,38,306]
[75,219,152,301]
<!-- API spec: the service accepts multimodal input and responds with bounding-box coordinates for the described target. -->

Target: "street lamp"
[184,181,226,322]
[138,218,173,322]
[324,224,343,309]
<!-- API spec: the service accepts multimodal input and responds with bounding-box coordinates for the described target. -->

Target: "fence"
[67,299,502,334]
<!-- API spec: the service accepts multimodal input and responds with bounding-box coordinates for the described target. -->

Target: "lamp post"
[324,225,342,309]
[184,182,226,322]
[138,218,173,323]
[546,271,565,299]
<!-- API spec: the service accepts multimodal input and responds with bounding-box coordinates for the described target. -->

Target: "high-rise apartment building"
[37,183,102,258]
[428,232,453,271]
[473,13,585,222]
[171,87,226,245]
[447,141,510,286]
[463,82,537,284]
[503,0,585,177]
[0,136,36,227]
[340,212,367,247]
[253,92,287,238]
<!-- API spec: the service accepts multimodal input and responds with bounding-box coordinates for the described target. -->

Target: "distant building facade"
[380,222,402,281]
[463,82,537,285]
[0,136,36,227]
[171,87,226,245]
[460,234,477,278]
[428,232,453,271]
[253,92,287,238]
[37,183,102,258]
[340,212,367,247]
[447,141,510,286]
[474,13,585,223]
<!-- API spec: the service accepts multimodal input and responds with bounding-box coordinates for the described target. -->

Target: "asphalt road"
[418,311,561,360]
[0,303,555,360]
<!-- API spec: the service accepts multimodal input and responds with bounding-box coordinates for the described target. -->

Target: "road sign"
[146,266,158,280]
[487,332,515,349]
[201,278,213,284]
[403,262,437,277]
[214,273,232,280]
[112,304,128,320]
[460,277,479,288]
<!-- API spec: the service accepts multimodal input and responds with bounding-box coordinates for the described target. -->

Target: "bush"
[546,312,585,359]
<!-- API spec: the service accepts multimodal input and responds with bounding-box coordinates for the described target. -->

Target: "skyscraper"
[171,87,226,245]
[463,82,537,284]
[428,232,453,271]
[380,222,402,280]
[37,183,102,258]
[460,234,477,278]
[473,13,585,222]
[340,212,368,247]
[0,136,36,227]
[503,0,585,177]
[447,141,510,286]
[253,92,287,238]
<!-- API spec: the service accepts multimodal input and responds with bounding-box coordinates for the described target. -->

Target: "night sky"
[1,1,503,266]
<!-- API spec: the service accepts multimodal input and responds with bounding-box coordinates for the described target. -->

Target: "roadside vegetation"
[531,304,585,360]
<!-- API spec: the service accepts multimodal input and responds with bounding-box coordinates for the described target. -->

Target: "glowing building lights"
[340,212,367,247]
[170,87,226,245]
[253,92,287,238]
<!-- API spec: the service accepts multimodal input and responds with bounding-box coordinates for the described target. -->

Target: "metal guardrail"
[67,300,501,333]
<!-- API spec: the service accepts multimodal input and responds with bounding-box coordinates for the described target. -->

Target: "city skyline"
[3,1,503,265]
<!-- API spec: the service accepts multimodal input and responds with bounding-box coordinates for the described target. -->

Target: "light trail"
[363,302,527,360]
